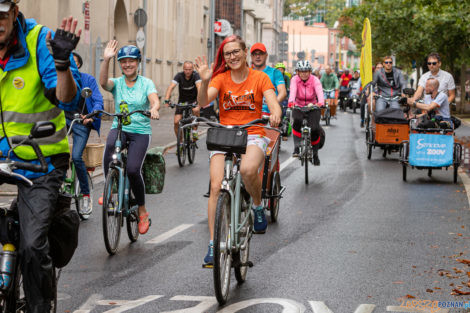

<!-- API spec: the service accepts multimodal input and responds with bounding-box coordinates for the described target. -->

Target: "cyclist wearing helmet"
[99,40,160,235]
[0,0,82,310]
[69,51,103,217]
[275,62,291,140]
[288,60,324,165]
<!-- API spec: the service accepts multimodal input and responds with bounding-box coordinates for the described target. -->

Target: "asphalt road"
[8,111,470,312]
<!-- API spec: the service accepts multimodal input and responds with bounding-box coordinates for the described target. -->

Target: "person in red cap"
[250,42,286,116]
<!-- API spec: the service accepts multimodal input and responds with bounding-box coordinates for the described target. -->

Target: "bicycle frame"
[220,154,252,252]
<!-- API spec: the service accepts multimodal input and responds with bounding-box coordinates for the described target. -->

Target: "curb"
[0,129,208,196]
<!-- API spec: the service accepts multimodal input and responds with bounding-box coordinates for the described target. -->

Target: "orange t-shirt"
[209,68,274,136]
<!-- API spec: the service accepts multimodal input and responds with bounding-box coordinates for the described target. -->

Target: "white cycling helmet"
[295,60,312,72]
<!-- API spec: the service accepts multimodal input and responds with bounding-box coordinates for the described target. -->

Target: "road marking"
[310,302,376,313]
[146,224,194,244]
[96,295,163,313]
[280,157,296,173]
[161,296,217,313]
[458,169,470,208]
[218,298,306,313]
[73,293,103,313]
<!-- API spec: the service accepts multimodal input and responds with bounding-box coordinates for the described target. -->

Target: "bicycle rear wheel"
[213,191,232,305]
[187,131,196,164]
[269,171,281,223]
[102,168,123,255]
[176,127,187,167]
[126,208,139,243]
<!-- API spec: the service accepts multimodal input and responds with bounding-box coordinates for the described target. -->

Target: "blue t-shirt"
[110,75,157,135]
[262,66,285,113]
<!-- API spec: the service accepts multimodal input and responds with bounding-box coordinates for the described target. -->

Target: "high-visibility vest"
[0,24,69,160]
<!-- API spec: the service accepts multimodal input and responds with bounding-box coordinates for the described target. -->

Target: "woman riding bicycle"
[99,40,160,235]
[195,35,281,266]
[288,60,325,165]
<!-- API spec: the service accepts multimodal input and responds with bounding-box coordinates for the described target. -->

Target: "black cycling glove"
[46,29,80,71]
[398,97,408,106]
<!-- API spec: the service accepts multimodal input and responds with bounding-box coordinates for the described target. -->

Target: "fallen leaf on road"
[430,245,439,249]
[392,281,404,284]
[456,259,470,265]
[426,289,434,293]
[462,225,465,229]
[406,294,415,299]
[434,287,441,290]
[453,289,470,295]
[458,233,463,236]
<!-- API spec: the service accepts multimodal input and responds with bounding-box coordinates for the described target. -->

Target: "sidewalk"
[1,107,183,196]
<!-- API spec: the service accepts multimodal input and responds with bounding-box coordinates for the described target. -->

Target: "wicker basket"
[82,144,104,168]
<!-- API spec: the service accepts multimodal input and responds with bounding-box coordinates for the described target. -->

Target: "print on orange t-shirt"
[209,68,274,136]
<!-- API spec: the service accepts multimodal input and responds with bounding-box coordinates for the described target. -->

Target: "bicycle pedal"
[202,263,214,269]
[203,192,210,198]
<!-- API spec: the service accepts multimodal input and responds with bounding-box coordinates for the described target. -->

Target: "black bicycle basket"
[206,127,248,154]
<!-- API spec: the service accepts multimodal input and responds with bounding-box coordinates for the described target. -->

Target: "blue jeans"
[67,119,91,195]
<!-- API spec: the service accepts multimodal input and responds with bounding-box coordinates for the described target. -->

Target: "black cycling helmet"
[72,51,82,69]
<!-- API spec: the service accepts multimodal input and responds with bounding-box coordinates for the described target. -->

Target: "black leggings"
[292,108,321,149]
[103,129,150,206]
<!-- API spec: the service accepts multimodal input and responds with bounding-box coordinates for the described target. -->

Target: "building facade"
[20,0,210,111]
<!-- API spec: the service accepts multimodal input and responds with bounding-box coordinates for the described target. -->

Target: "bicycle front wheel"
[213,191,232,305]
[102,168,123,255]
[176,127,187,167]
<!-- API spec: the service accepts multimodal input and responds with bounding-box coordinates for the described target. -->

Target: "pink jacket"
[288,74,324,107]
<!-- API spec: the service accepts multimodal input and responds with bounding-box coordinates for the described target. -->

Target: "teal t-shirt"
[110,75,157,135]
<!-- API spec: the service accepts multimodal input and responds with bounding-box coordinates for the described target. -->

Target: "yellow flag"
[360,18,372,88]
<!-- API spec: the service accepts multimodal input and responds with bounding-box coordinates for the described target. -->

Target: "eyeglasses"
[384,61,393,64]
[224,49,242,58]
[427,62,438,66]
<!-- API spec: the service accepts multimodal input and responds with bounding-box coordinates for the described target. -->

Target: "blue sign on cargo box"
[409,133,453,167]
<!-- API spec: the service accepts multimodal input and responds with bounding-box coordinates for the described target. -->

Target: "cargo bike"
[400,121,462,183]
[365,94,409,159]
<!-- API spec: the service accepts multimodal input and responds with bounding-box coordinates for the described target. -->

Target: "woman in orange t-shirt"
[196,35,281,266]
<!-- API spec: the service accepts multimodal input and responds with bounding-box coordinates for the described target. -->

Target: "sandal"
[138,212,151,234]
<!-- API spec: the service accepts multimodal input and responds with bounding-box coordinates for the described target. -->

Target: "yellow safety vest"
[0,24,69,160]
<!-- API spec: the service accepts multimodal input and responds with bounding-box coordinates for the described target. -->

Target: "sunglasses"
[427,62,438,66]
[384,61,393,64]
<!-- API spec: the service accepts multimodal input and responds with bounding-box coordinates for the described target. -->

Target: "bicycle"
[86,109,151,255]
[0,121,59,312]
[63,113,94,220]
[293,105,321,185]
[280,107,292,139]
[185,117,278,305]
[322,89,335,125]
[170,102,198,167]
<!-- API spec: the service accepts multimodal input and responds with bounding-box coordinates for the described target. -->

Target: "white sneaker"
[80,196,93,216]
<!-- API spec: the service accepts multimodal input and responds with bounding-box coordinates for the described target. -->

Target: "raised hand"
[46,16,82,71]
[194,56,213,82]
[104,40,118,61]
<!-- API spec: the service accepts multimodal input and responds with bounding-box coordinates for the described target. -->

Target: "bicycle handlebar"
[181,116,281,133]
[292,105,321,112]
[86,109,151,120]
[169,102,198,109]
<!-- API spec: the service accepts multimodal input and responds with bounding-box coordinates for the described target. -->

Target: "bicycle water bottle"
[0,244,16,291]
[119,101,132,126]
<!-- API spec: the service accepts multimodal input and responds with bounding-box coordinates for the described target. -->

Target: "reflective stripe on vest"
[0,24,69,160]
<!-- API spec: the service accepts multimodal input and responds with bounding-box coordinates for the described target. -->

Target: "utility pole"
[142,0,147,76]
[209,0,215,64]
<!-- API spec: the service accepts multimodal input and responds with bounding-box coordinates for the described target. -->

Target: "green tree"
[284,0,346,28]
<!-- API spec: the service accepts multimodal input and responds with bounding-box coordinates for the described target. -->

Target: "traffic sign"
[136,29,145,50]
[134,9,147,28]
[214,21,222,33]
[215,19,232,37]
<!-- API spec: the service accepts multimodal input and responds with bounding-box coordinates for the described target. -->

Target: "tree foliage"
[284,0,346,28]
[339,0,469,74]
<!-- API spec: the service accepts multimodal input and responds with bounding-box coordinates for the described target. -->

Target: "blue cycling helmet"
[117,45,141,62]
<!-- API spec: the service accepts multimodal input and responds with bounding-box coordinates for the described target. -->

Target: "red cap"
[250,42,267,54]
